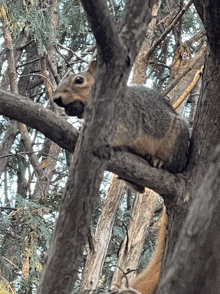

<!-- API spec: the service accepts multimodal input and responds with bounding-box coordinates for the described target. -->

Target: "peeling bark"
[80,175,124,292]
[111,189,158,291]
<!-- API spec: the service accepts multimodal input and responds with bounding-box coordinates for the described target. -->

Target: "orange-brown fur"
[53,62,96,106]
[130,208,168,294]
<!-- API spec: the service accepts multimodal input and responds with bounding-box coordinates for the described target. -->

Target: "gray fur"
[115,85,189,173]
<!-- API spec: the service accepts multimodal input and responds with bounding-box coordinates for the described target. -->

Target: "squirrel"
[53,60,189,188]
[53,60,189,293]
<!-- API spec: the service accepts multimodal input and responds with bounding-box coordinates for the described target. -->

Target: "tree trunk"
[80,174,124,293]
[157,143,220,293]
[157,1,220,292]
[111,189,158,291]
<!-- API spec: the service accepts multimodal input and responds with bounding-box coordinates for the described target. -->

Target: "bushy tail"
[130,207,168,294]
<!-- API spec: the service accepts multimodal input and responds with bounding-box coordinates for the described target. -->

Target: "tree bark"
[80,174,124,293]
[156,1,220,292]
[0,89,78,154]
[157,143,220,293]
[111,189,158,291]
[0,121,18,178]
[167,42,205,114]
[132,0,161,84]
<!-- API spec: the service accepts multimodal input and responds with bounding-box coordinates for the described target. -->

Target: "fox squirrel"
[53,60,189,180]
[53,60,189,293]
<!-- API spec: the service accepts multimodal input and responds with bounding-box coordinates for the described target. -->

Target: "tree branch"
[0,88,78,152]
[0,89,183,201]
[80,0,154,64]
[108,152,184,201]
[80,0,120,61]
[162,42,206,97]
[119,0,154,62]
[193,0,204,23]
[34,1,161,292]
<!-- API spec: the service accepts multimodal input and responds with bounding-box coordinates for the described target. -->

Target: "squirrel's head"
[53,60,97,118]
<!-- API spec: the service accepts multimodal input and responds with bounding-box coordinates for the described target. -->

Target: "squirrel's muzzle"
[65,101,84,118]
[53,97,84,118]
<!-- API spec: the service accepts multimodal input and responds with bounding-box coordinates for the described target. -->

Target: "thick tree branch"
[0,89,182,201]
[81,0,154,64]
[108,152,184,201]
[156,2,220,292]
[118,0,154,62]
[0,89,78,151]
[193,0,204,22]
[80,0,120,62]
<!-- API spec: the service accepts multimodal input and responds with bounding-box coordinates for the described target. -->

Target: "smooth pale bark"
[111,189,158,291]
[80,174,124,292]
[132,0,161,84]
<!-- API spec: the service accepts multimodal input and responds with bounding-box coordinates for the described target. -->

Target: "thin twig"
[55,45,72,68]
[16,57,40,69]
[145,0,193,62]
[57,43,89,64]
[19,73,55,91]
[162,46,206,96]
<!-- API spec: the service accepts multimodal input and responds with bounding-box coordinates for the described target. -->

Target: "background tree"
[1,0,218,294]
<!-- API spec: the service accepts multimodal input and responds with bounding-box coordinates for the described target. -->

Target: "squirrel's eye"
[74,76,84,84]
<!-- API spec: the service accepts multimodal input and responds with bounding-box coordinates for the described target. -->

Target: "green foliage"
[57,0,91,52]
[0,117,9,141]
[0,193,61,292]
[3,0,51,50]
[182,5,204,39]
[3,0,92,51]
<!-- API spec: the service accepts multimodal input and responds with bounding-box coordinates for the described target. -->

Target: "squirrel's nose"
[53,97,65,108]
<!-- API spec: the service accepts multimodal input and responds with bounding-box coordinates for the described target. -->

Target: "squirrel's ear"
[88,60,97,76]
